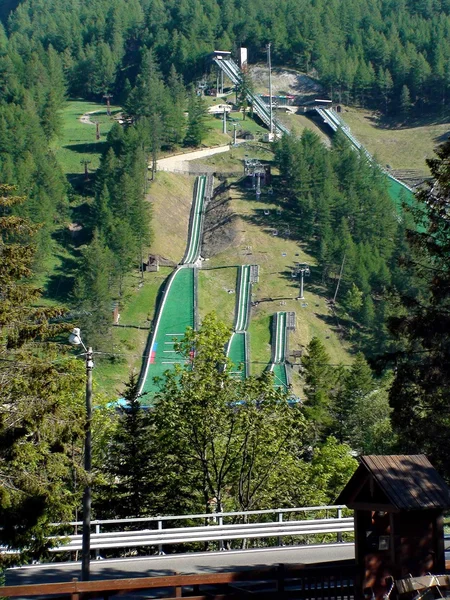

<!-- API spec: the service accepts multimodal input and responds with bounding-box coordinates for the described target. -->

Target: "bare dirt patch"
[250,65,323,102]
[202,184,239,258]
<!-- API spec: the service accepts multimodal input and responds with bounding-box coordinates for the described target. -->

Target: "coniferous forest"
[1,0,450,563]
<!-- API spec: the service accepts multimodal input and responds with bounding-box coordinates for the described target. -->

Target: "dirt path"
[156,145,231,172]
[79,110,102,126]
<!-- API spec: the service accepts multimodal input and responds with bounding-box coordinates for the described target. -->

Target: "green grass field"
[198,267,237,329]
[341,106,449,173]
[94,268,172,399]
[52,100,121,177]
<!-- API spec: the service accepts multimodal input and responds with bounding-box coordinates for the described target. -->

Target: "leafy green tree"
[151,313,307,514]
[332,354,393,454]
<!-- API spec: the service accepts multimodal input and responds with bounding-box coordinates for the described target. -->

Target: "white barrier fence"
[50,505,353,555]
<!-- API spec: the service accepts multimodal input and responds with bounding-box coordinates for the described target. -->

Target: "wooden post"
[71,577,80,600]
[174,571,182,598]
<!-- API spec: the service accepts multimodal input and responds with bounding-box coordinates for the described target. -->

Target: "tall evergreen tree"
[389,139,450,478]
[98,374,154,518]
[0,185,85,564]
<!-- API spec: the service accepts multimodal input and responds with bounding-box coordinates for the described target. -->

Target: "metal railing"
[49,505,352,554]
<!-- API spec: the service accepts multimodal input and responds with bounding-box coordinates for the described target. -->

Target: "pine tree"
[73,230,114,347]
[388,139,450,477]
[0,185,85,564]
[399,84,412,117]
[98,374,154,518]
[301,337,335,441]
[184,89,208,147]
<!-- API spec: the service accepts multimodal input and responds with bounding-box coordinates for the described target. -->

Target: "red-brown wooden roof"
[337,455,450,510]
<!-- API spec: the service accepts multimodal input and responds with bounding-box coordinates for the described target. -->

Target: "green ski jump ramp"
[138,176,210,402]
[226,265,253,379]
[268,311,289,391]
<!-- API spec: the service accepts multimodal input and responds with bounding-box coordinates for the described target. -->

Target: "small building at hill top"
[337,455,450,600]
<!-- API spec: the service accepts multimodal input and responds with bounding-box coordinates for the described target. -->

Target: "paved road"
[6,543,355,586]
[156,146,230,172]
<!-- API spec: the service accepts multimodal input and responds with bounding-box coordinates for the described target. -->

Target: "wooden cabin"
[337,455,450,600]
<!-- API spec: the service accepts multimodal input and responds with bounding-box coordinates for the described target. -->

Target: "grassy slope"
[341,106,450,174]
[192,141,274,172]
[198,267,238,329]
[198,181,352,396]
[277,112,331,144]
[35,101,121,306]
[148,173,195,263]
[52,100,121,178]
[95,268,172,397]
[96,173,196,399]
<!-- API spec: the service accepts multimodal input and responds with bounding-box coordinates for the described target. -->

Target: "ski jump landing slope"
[226,265,253,380]
[268,311,289,391]
[138,176,210,402]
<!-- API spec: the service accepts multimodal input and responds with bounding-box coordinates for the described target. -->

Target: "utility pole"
[267,43,274,137]
[103,93,113,116]
[82,346,93,581]
[95,121,100,140]
[233,123,237,145]
[80,159,91,181]
[68,329,94,581]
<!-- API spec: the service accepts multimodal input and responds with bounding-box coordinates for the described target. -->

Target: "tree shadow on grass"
[238,194,306,244]
[65,141,108,154]
[366,110,450,130]
[66,171,98,193]
[44,253,79,303]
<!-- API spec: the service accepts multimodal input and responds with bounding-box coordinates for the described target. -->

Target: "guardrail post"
[277,510,283,547]
[337,507,342,543]
[218,514,224,551]
[158,519,164,555]
[95,524,100,559]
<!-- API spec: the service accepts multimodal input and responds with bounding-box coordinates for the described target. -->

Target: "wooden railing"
[2,561,357,599]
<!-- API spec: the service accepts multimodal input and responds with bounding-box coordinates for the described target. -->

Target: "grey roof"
[338,455,450,510]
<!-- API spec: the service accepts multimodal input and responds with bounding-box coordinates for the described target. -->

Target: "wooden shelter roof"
[336,455,450,511]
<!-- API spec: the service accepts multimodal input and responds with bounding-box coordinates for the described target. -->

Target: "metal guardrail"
[49,505,352,554]
[49,518,354,552]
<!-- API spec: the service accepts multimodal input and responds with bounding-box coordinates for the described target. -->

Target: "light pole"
[68,328,93,581]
